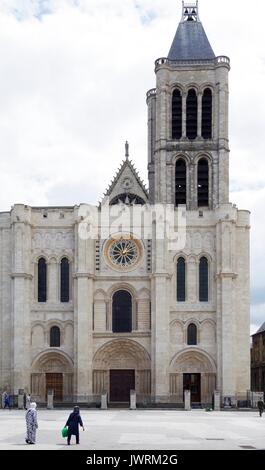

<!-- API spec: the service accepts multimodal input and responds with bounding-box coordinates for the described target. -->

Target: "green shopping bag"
[61,427,68,438]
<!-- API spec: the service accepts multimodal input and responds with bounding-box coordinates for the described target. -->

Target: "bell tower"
[147,1,230,210]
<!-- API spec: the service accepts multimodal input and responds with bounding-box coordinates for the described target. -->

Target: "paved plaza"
[0,409,265,450]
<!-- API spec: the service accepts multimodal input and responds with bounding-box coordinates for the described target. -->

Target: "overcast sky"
[0,0,264,334]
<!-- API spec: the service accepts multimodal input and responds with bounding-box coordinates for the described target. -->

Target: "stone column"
[216,214,237,402]
[74,212,94,403]
[214,391,221,411]
[47,389,54,409]
[48,258,57,303]
[11,205,32,396]
[130,390,137,410]
[182,92,187,138]
[184,390,191,411]
[101,393,108,410]
[197,92,202,138]
[18,389,24,410]
[151,232,170,403]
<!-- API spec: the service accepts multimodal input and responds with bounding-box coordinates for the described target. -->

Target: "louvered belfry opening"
[177,257,186,302]
[60,258,70,303]
[186,89,198,140]
[172,89,182,139]
[175,159,187,206]
[38,258,47,303]
[202,88,212,139]
[197,158,209,207]
[112,290,132,333]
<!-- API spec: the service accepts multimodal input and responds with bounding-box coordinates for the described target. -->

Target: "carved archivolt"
[93,339,151,370]
[170,349,216,374]
[32,350,73,373]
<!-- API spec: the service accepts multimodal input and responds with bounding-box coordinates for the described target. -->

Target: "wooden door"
[110,370,135,403]
[46,373,63,401]
[183,374,201,403]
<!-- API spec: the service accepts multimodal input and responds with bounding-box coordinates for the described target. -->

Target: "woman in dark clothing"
[65,406,85,445]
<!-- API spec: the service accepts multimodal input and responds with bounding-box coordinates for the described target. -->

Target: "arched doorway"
[31,351,74,403]
[93,339,151,404]
[170,349,216,405]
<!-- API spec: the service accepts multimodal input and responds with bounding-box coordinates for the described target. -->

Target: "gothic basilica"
[0,2,250,406]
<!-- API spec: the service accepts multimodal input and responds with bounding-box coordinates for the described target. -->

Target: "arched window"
[38,258,47,303]
[177,257,186,302]
[60,258,70,303]
[202,88,212,139]
[175,159,187,206]
[112,290,132,333]
[186,89,198,140]
[172,89,182,139]
[199,257,209,302]
[198,158,209,207]
[187,323,197,345]
[50,326,60,347]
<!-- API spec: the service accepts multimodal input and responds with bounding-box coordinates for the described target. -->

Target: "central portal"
[183,374,201,403]
[110,370,135,403]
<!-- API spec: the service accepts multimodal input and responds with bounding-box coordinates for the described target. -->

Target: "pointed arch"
[112,290,132,333]
[60,257,70,303]
[187,323,197,345]
[198,158,209,207]
[172,88,182,139]
[199,256,209,302]
[38,257,47,303]
[177,257,186,302]
[175,158,187,206]
[186,88,198,140]
[202,88,212,139]
[50,326,61,347]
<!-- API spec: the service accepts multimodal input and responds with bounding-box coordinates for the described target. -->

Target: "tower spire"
[125,141,129,160]
[181,0,199,22]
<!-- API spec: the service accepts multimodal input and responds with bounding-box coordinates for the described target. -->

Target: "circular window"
[105,236,141,271]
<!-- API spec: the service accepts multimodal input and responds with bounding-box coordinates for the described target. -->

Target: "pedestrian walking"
[25,402,38,444]
[257,400,264,417]
[3,392,11,410]
[65,406,85,445]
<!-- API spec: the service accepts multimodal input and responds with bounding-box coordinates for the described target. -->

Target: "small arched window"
[177,257,186,302]
[112,290,132,333]
[175,159,187,206]
[172,89,182,139]
[61,258,70,303]
[198,158,209,207]
[186,89,198,140]
[187,323,197,345]
[38,258,47,303]
[202,88,212,139]
[199,257,209,302]
[50,326,60,347]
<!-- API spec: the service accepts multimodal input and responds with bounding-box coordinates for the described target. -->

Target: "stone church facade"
[0,3,250,406]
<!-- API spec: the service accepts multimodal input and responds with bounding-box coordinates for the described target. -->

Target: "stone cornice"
[151,273,172,280]
[10,272,33,280]
[93,276,151,282]
[73,273,95,280]
[215,272,238,280]
[93,331,151,339]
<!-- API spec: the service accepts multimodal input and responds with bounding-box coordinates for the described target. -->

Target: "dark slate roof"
[256,322,265,334]
[168,20,215,61]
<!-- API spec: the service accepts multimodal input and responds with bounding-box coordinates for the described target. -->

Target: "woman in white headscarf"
[25,402,38,444]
